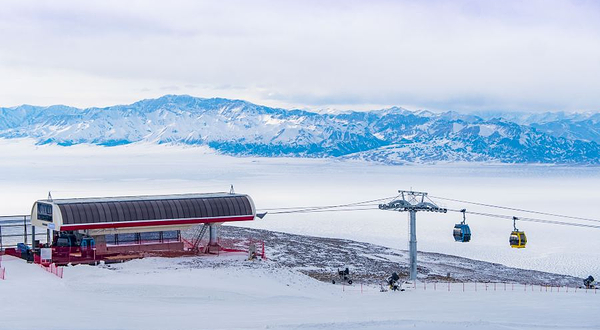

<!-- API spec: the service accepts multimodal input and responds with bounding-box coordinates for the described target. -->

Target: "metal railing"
[0,215,49,251]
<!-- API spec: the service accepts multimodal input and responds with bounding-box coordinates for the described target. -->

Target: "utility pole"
[379,190,447,281]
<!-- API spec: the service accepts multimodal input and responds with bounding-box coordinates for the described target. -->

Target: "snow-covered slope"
[1,238,598,330]
[1,95,599,164]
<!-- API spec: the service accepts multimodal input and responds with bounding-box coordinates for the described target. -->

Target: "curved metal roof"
[49,193,254,227]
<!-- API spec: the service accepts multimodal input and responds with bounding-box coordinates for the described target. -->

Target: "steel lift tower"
[379,190,447,281]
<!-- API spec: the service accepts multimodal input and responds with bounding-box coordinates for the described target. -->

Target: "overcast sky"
[1,0,599,112]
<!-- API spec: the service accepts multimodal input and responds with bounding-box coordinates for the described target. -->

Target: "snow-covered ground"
[1,253,598,330]
[2,139,600,329]
[2,138,600,278]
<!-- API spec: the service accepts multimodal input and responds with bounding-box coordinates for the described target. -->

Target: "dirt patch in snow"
[214,225,583,287]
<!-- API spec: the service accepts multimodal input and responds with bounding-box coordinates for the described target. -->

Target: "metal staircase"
[190,224,209,252]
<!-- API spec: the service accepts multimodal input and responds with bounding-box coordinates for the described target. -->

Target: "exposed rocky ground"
[180,225,584,287]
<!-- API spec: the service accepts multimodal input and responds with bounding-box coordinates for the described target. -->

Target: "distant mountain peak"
[1,95,599,165]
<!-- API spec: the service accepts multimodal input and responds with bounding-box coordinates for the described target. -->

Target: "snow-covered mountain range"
[1,95,599,164]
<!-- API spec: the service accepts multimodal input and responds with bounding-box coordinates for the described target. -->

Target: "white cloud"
[0,0,599,112]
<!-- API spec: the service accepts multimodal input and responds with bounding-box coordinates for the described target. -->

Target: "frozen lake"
[2,138,600,278]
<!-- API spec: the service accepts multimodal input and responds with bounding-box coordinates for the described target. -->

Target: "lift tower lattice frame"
[379,190,447,281]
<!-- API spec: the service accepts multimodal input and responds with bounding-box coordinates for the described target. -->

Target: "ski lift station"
[0,188,568,282]
[19,192,257,264]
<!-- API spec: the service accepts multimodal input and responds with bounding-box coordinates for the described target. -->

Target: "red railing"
[0,255,4,280]
[106,237,181,247]
[40,247,99,266]
[0,252,62,279]
[182,237,266,259]
[218,238,266,259]
[39,262,63,278]
[2,235,266,269]
[32,253,63,278]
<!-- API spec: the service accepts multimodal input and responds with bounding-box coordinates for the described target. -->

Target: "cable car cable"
[266,206,380,215]
[265,203,600,229]
[258,194,600,230]
[446,208,600,229]
[259,202,382,212]
[430,195,600,224]
[257,195,398,213]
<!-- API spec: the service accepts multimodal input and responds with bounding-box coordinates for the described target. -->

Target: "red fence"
[27,247,98,266]
[218,238,266,259]
[182,237,266,259]
[31,253,64,278]
[0,253,62,279]
[39,262,63,279]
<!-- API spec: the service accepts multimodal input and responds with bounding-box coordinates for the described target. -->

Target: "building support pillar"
[206,224,220,254]
[209,224,218,245]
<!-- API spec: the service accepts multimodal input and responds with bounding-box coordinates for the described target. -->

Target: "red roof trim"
[59,215,255,231]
